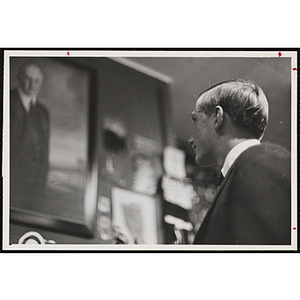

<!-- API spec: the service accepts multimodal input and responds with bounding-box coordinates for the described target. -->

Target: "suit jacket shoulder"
[194,143,291,245]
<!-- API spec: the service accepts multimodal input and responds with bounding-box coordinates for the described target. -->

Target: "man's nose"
[188,136,193,145]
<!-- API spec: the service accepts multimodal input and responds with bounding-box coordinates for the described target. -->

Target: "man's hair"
[17,62,44,80]
[196,79,269,139]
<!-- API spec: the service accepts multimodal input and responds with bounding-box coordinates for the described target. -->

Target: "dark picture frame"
[9,57,100,238]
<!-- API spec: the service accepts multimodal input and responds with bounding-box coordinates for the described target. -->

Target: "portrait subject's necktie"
[29,101,35,113]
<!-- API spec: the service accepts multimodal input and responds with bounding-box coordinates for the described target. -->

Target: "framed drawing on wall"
[111,187,158,244]
[7,56,99,238]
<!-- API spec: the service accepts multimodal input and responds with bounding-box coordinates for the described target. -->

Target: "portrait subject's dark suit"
[10,88,50,209]
[193,143,291,245]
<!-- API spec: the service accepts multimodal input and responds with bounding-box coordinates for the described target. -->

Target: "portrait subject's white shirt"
[17,87,37,112]
[221,139,261,177]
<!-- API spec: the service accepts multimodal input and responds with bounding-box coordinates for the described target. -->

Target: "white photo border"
[2,49,298,251]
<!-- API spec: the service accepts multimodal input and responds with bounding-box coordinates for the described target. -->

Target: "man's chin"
[196,156,217,168]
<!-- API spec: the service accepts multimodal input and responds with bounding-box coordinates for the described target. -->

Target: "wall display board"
[95,58,173,244]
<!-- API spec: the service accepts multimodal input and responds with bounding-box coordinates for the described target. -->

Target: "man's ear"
[213,105,224,130]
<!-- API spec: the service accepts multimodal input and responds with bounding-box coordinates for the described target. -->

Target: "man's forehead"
[195,96,204,111]
[197,91,209,103]
[22,65,43,78]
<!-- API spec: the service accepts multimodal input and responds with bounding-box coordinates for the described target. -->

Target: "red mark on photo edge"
[278,52,282,57]
[292,67,297,71]
[293,227,297,230]
[67,51,70,56]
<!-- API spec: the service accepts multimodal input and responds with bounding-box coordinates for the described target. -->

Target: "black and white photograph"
[2,50,297,251]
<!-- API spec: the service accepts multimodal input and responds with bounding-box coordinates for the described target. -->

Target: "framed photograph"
[8,56,99,237]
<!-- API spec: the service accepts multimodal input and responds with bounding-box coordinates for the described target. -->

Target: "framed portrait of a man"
[8,56,99,237]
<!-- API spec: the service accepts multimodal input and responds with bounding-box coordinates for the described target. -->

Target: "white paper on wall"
[163,146,186,179]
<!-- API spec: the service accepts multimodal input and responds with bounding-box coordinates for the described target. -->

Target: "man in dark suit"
[189,79,291,245]
[10,63,50,210]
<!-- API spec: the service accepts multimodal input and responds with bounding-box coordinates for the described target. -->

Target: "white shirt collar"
[221,139,261,177]
[17,86,37,112]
